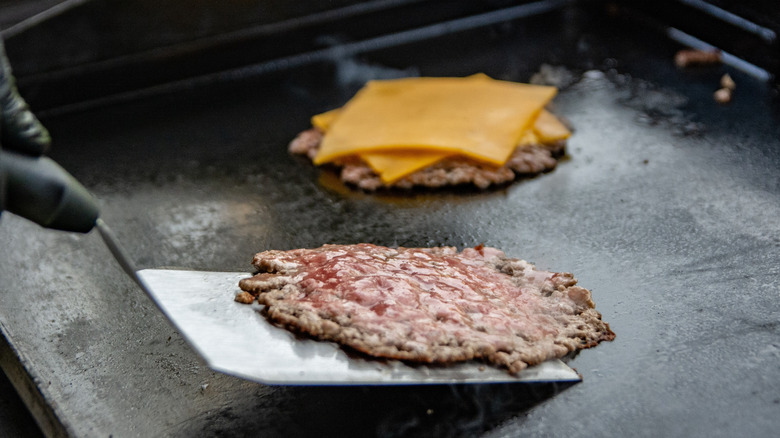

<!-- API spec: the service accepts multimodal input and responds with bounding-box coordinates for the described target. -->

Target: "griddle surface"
[1,5,779,437]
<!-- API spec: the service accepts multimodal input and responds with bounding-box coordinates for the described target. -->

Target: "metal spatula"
[97,220,581,385]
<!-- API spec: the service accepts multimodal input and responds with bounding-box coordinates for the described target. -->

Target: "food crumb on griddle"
[530,64,579,89]
[714,74,736,104]
[720,74,736,91]
[234,291,255,304]
[674,49,722,68]
[714,87,732,104]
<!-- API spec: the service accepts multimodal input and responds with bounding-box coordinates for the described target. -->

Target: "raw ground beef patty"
[288,129,565,191]
[237,244,614,374]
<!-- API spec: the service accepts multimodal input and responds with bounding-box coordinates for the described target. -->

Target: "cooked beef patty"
[289,129,565,190]
[238,244,614,374]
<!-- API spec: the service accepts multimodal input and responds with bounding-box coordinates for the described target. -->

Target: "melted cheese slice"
[311,108,340,132]
[532,109,571,143]
[361,150,452,183]
[314,109,571,184]
[310,77,570,184]
[312,107,450,182]
[315,108,569,145]
[312,76,557,167]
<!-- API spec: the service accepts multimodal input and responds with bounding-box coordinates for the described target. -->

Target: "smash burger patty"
[289,128,565,191]
[289,75,570,191]
[237,244,614,374]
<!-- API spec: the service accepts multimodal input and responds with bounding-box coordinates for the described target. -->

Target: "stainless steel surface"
[95,218,141,286]
[138,268,581,385]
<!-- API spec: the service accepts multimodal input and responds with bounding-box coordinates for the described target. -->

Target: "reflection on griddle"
[182,381,577,438]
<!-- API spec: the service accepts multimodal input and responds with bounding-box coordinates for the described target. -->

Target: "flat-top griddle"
[1,1,779,437]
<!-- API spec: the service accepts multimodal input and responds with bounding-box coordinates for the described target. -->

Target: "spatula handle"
[0,150,99,232]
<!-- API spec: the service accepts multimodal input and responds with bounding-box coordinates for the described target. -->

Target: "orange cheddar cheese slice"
[312,107,451,183]
[361,150,453,183]
[361,108,570,183]
[311,108,340,132]
[313,110,571,184]
[313,108,569,144]
[532,109,571,143]
[312,76,557,167]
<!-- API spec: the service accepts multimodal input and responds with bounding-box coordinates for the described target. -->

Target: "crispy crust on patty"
[289,129,565,190]
[238,244,614,374]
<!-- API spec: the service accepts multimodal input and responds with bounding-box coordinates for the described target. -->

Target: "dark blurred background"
[1,0,778,118]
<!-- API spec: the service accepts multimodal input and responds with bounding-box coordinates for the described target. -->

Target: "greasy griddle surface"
[1,6,779,438]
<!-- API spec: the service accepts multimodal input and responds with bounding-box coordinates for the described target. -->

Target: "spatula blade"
[137,268,582,385]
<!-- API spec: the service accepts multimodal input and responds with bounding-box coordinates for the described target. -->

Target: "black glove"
[0,38,99,232]
[0,38,51,157]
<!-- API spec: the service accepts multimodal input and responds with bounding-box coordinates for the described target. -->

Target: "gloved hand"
[0,38,99,232]
[0,39,51,157]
